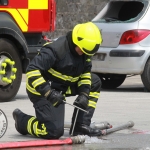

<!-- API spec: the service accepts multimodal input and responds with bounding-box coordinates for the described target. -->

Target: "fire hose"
[102,121,134,135]
[0,101,87,149]
[0,121,134,149]
[0,101,134,149]
[63,101,134,135]
[0,135,85,149]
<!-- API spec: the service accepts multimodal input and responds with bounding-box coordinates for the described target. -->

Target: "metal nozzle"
[92,121,112,130]
[101,121,135,135]
[71,135,85,144]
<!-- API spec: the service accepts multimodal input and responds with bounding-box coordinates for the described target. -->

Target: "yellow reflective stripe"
[48,68,79,82]
[27,119,48,137]
[37,124,48,135]
[78,79,91,87]
[26,83,41,95]
[27,117,36,135]
[43,42,52,46]
[89,92,100,98]
[88,100,96,108]
[53,101,58,107]
[80,73,91,79]
[66,86,71,94]
[86,58,91,62]
[0,9,28,32]
[26,70,41,79]
[32,77,46,88]
[33,121,39,137]
[33,122,48,137]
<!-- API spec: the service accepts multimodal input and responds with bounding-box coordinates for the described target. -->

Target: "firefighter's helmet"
[72,22,102,56]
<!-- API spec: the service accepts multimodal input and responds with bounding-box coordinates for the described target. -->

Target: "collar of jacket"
[66,31,80,57]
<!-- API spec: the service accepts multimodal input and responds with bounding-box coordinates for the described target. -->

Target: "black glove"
[73,93,89,109]
[47,90,65,107]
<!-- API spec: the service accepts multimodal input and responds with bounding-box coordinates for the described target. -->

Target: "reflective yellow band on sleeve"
[88,100,96,108]
[89,92,100,98]
[78,79,91,87]
[80,73,91,79]
[26,83,41,95]
[26,70,41,79]
[32,77,46,88]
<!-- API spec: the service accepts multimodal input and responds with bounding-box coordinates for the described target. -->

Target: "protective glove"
[73,92,89,109]
[46,89,65,107]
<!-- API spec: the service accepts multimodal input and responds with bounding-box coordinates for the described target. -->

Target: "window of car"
[0,0,8,6]
[93,0,148,23]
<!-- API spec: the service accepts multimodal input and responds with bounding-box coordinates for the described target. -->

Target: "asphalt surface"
[1,75,150,150]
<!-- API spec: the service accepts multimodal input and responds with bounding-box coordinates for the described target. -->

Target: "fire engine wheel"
[95,73,126,89]
[0,38,22,102]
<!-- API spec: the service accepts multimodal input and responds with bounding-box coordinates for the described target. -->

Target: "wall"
[46,0,109,39]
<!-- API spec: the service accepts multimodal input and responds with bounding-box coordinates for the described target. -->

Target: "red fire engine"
[0,0,56,102]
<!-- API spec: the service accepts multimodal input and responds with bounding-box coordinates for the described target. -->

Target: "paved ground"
[1,75,150,150]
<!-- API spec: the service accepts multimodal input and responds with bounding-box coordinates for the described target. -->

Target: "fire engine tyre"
[0,38,22,102]
[95,73,126,89]
[141,58,150,92]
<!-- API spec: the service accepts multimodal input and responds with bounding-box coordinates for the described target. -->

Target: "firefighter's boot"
[69,123,103,136]
[12,108,28,135]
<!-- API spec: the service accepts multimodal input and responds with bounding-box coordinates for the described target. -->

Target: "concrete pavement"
[0,75,150,149]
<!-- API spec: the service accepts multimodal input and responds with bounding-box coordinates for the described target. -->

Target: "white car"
[92,0,150,91]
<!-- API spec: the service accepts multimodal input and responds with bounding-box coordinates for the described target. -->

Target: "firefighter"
[12,22,103,139]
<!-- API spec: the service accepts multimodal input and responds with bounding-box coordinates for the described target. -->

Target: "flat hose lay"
[0,135,85,149]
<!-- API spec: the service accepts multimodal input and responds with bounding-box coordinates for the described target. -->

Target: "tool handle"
[63,100,88,114]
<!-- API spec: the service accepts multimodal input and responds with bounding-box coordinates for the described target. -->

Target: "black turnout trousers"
[20,73,101,139]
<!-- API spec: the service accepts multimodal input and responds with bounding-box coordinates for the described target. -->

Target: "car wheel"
[141,58,150,92]
[0,38,22,102]
[95,73,126,89]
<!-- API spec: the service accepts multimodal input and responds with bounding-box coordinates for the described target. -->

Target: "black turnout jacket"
[26,33,92,97]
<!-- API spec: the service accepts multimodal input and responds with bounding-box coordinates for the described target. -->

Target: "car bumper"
[91,46,149,75]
